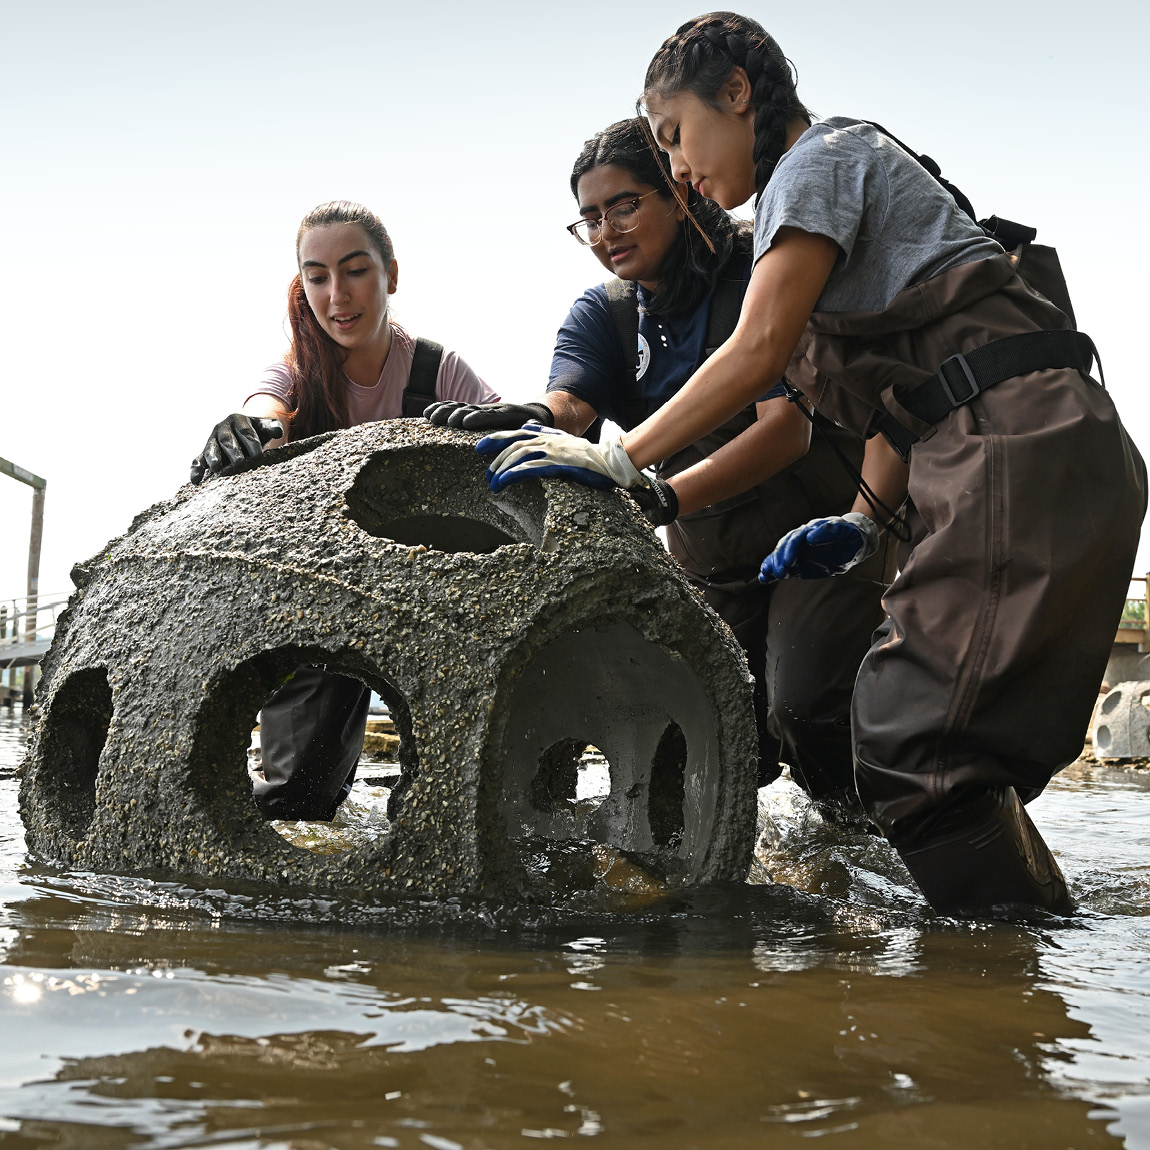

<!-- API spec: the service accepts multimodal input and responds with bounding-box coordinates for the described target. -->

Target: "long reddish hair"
[284,201,396,440]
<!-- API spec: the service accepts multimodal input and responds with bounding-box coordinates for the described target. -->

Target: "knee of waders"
[770,712,858,801]
[756,729,784,789]
[896,787,1074,919]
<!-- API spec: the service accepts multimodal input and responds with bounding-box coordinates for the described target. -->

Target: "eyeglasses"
[566,189,660,246]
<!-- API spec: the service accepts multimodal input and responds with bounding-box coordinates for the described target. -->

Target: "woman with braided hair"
[432,117,892,822]
[484,14,1146,917]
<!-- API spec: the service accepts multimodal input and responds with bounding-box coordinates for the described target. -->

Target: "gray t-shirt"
[753,118,1002,312]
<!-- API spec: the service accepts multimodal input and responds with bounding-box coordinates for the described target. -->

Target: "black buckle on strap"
[936,352,981,408]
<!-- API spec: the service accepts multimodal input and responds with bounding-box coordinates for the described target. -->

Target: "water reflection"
[1,708,1148,1147]
[0,931,1121,1147]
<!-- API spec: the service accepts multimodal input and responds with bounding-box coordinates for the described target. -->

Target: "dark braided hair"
[285,201,396,439]
[570,118,751,317]
[643,12,810,197]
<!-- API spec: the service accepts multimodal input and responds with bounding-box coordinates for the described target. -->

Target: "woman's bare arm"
[545,391,599,437]
[667,398,811,516]
[547,385,813,516]
[852,435,909,523]
[621,228,838,470]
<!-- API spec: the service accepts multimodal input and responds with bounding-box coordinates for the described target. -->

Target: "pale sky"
[2,0,1147,605]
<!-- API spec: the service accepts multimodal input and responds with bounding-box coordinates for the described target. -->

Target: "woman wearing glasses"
[189,200,498,821]
[429,118,891,822]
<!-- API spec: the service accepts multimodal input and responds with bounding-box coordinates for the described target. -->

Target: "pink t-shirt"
[246,323,498,431]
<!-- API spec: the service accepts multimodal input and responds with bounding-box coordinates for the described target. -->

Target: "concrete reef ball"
[19,422,758,899]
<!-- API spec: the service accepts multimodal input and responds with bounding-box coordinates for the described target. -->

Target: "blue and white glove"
[758,512,880,583]
[476,423,644,494]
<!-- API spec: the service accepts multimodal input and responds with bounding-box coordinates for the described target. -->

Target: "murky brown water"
[2,706,1149,1149]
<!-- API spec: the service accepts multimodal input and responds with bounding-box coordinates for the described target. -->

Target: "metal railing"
[0,594,69,669]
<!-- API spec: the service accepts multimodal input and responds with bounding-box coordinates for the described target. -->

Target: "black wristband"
[630,477,679,527]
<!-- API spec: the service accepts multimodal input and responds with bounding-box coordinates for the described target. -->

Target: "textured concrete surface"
[1093,680,1150,759]
[19,422,758,898]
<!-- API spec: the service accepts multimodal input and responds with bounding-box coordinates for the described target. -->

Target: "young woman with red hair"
[190,200,497,821]
[191,199,495,478]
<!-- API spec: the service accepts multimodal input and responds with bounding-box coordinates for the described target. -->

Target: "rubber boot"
[897,787,1074,918]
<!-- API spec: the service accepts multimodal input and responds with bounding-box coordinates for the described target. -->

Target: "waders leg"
[252,666,372,821]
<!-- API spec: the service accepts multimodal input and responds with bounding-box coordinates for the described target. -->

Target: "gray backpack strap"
[603,279,647,431]
[402,337,444,417]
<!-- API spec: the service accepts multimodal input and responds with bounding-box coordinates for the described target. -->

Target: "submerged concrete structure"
[1092,680,1150,759]
[19,422,758,898]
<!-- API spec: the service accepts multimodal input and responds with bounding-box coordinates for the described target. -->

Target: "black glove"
[189,414,284,485]
[628,477,680,527]
[424,400,555,431]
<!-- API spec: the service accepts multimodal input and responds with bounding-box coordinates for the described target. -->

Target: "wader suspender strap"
[704,275,745,358]
[864,125,1049,262]
[603,279,646,431]
[876,329,1102,461]
[865,121,977,221]
[602,274,747,432]
[401,337,444,417]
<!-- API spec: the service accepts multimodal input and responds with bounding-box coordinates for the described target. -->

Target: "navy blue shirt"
[547,262,782,431]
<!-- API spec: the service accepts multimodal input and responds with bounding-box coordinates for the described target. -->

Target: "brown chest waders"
[788,254,1147,916]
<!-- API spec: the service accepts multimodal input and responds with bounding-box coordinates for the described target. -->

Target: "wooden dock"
[1116,576,1150,653]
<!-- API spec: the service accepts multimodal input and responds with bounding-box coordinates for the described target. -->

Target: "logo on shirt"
[636,333,651,381]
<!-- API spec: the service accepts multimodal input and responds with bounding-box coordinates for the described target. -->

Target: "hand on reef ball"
[189,414,284,485]
[423,400,555,431]
[758,512,879,583]
[475,424,644,493]
[628,477,679,527]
